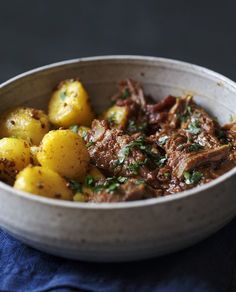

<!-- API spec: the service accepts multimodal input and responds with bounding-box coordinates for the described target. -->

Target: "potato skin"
[30,146,40,165]
[48,79,94,127]
[0,107,50,145]
[0,137,31,184]
[14,166,73,200]
[37,130,90,180]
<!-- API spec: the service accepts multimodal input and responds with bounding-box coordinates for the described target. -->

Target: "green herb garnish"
[157,155,167,167]
[116,136,145,165]
[85,175,95,188]
[177,105,192,123]
[177,113,188,123]
[86,141,95,147]
[94,176,128,194]
[107,113,117,125]
[116,136,167,168]
[187,119,201,135]
[117,146,130,165]
[69,180,82,193]
[187,143,203,152]
[120,88,130,99]
[186,105,192,115]
[158,135,169,146]
[106,182,120,193]
[127,120,148,133]
[135,179,145,185]
[69,125,79,134]
[183,171,203,185]
[117,176,128,183]
[164,172,171,179]
[128,160,147,175]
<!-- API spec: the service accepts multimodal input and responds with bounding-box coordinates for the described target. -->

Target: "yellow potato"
[37,130,90,180]
[30,146,40,165]
[73,192,86,202]
[103,105,128,129]
[87,166,104,180]
[0,137,30,184]
[0,107,50,145]
[14,166,73,200]
[48,79,94,127]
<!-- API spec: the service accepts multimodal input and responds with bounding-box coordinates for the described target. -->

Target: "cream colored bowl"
[0,56,235,262]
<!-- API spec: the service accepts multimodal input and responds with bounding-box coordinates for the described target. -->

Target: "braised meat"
[76,79,236,202]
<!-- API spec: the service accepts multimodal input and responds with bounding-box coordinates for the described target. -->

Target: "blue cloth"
[1,218,236,292]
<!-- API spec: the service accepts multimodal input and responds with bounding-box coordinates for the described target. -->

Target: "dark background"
[0,0,235,83]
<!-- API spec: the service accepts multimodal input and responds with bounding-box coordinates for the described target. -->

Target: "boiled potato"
[73,192,86,202]
[48,79,94,127]
[103,105,128,129]
[14,166,73,200]
[0,137,30,184]
[30,146,40,165]
[87,166,104,180]
[0,107,50,145]
[37,129,90,180]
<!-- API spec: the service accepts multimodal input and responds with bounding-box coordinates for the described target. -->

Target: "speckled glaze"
[0,56,235,262]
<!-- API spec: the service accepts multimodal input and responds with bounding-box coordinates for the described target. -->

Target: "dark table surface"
[0,0,235,83]
[0,1,236,291]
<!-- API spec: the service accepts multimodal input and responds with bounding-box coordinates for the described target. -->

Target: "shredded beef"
[82,79,236,202]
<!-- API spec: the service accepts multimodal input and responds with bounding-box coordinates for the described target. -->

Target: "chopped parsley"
[187,119,201,135]
[85,175,95,188]
[59,91,67,101]
[164,172,171,179]
[117,145,130,165]
[106,182,120,193]
[116,136,167,168]
[135,179,146,185]
[157,155,167,167]
[183,171,203,185]
[117,176,128,183]
[127,120,148,133]
[107,113,117,125]
[69,125,79,134]
[68,180,82,193]
[158,135,169,146]
[120,88,130,99]
[94,176,128,194]
[177,105,192,123]
[86,141,95,147]
[187,142,203,152]
[128,160,147,175]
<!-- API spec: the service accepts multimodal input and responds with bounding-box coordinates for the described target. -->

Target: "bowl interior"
[0,57,235,126]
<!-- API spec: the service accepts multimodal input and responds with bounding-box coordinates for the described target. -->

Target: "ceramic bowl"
[0,56,235,262]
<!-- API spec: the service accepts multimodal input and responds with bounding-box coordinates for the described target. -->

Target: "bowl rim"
[0,55,235,210]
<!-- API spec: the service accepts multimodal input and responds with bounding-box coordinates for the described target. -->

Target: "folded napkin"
[0,217,236,292]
